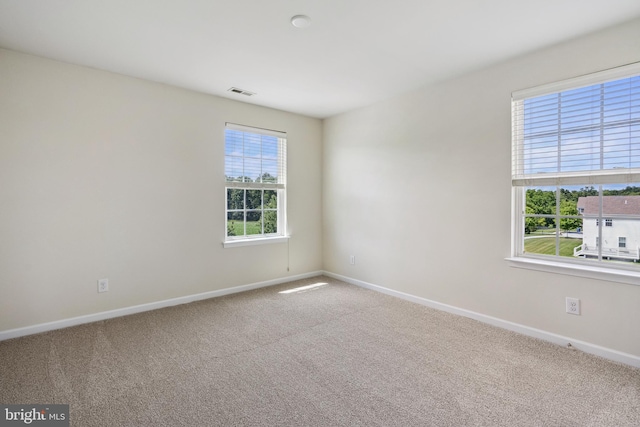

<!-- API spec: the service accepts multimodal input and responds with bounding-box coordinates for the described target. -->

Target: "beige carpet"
[1,276,639,426]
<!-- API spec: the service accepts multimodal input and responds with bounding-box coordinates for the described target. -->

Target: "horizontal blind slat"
[225,182,285,190]
[225,125,287,186]
[512,171,640,186]
[513,70,640,181]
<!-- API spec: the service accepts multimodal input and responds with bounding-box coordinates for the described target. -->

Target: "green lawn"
[524,237,582,257]
[227,220,261,236]
[526,228,557,236]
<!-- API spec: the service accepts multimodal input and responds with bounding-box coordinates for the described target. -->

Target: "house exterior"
[574,196,640,261]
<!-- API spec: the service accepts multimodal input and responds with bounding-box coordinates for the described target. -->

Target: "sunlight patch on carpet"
[279,282,328,294]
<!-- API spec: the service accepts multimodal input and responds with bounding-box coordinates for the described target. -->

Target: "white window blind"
[512,63,640,186]
[224,123,287,189]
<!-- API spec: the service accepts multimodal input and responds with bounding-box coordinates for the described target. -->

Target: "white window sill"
[506,256,640,286]
[223,235,289,248]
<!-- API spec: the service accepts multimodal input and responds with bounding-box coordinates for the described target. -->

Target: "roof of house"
[577,196,640,216]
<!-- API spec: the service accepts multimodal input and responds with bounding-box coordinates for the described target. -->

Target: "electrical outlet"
[565,297,580,315]
[98,278,109,293]
[350,255,355,265]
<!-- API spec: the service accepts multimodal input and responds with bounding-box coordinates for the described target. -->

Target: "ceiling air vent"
[228,87,255,97]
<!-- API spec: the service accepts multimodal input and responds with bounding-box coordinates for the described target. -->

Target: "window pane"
[261,160,278,183]
[602,183,640,216]
[559,186,581,220]
[264,210,278,234]
[524,230,560,256]
[601,222,640,265]
[244,158,261,182]
[246,211,262,235]
[225,130,243,155]
[243,133,261,158]
[264,190,277,208]
[560,130,600,172]
[515,74,640,177]
[227,189,244,210]
[227,212,244,237]
[599,183,640,265]
[561,185,589,260]
[262,136,278,159]
[225,156,243,181]
[246,190,262,210]
[560,217,583,258]
[525,187,556,232]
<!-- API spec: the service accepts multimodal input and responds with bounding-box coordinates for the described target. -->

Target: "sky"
[224,129,281,182]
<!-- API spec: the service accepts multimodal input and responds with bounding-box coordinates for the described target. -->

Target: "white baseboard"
[323,271,640,369]
[0,271,323,342]
[4,269,638,368]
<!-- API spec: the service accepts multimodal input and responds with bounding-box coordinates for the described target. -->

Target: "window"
[224,123,287,246]
[511,63,640,278]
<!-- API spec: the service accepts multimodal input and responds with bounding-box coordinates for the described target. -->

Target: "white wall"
[0,49,322,332]
[2,18,639,359]
[323,18,640,357]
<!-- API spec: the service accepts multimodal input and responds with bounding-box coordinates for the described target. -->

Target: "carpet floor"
[1,275,639,426]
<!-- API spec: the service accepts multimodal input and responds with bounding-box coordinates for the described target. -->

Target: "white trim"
[0,270,322,342]
[512,61,640,100]
[223,235,290,248]
[506,256,640,286]
[225,122,286,138]
[322,271,640,368]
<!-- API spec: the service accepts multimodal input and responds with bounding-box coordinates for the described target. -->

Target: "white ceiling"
[1,0,640,118]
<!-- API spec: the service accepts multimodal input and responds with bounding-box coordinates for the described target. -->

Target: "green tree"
[227,221,236,236]
[263,190,278,234]
[559,199,580,233]
[226,189,244,236]
[258,172,277,183]
[246,190,262,223]
[575,186,598,199]
[524,206,545,234]
[227,189,244,210]
[604,186,640,196]
[526,189,556,228]
[526,189,555,214]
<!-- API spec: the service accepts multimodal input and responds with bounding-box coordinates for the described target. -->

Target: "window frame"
[223,123,289,248]
[619,237,627,248]
[509,62,640,285]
